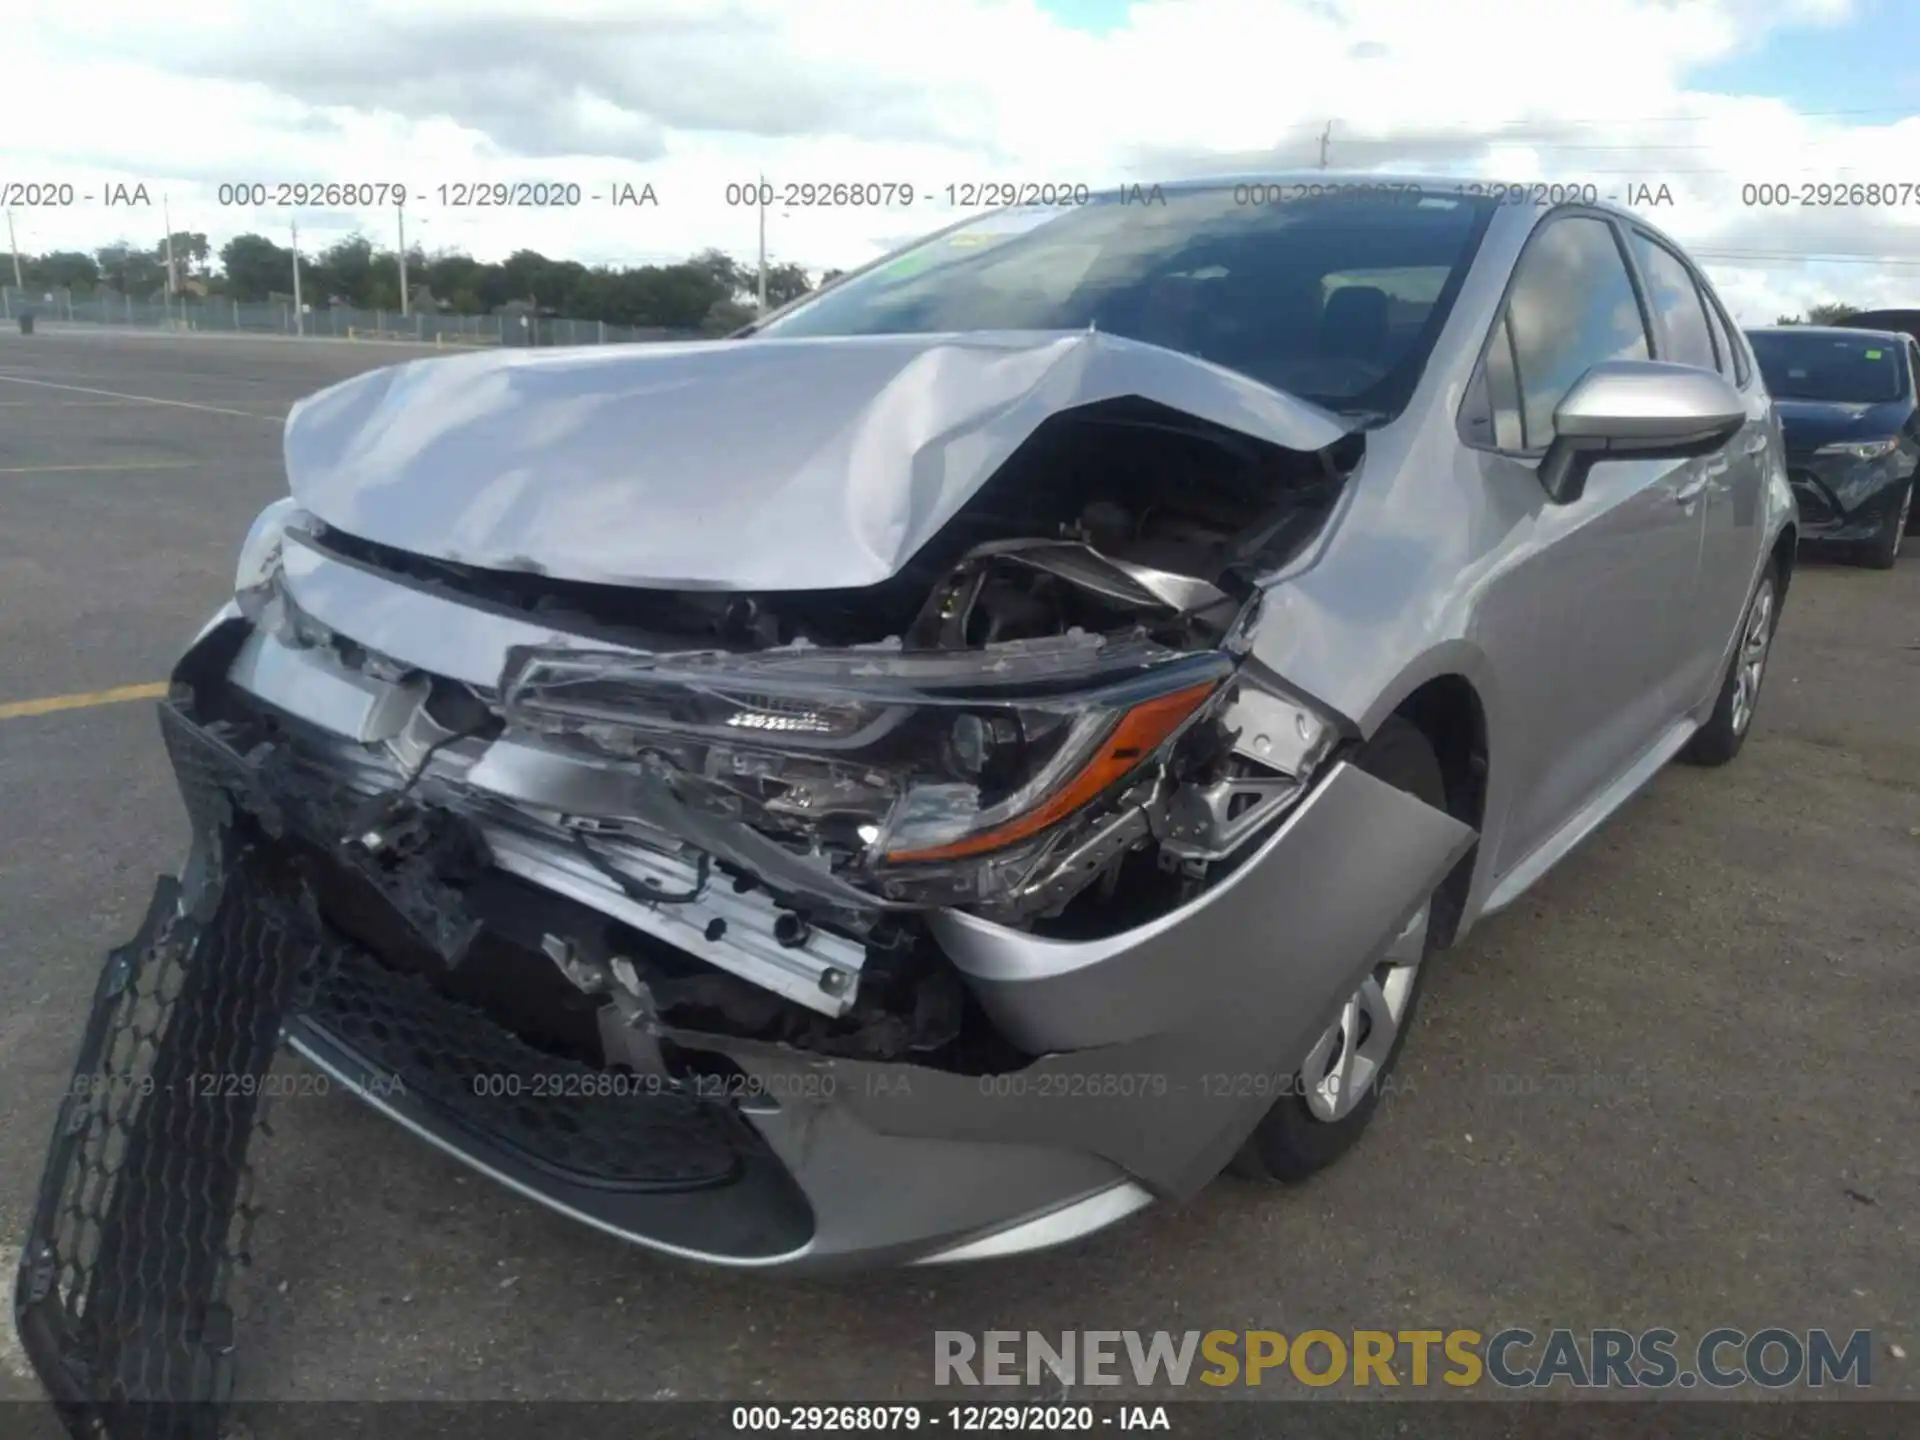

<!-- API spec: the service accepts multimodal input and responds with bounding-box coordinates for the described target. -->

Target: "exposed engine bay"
[227,399,1363,1070]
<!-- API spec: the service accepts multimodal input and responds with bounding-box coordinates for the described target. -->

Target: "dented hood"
[282,330,1353,591]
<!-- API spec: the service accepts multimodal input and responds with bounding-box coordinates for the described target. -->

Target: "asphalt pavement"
[0,329,1914,1423]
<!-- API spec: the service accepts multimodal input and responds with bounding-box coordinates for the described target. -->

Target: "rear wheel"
[1680,564,1779,767]
[1229,717,1445,1183]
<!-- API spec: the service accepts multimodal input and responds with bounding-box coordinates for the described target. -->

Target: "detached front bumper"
[15,617,1472,1422]
[1789,455,1913,544]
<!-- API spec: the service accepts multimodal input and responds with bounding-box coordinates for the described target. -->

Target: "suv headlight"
[1814,438,1899,461]
[500,635,1232,869]
[234,497,300,619]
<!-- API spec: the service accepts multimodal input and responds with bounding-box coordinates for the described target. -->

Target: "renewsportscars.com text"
[934,1328,1874,1390]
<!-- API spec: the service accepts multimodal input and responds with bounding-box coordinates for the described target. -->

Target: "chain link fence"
[1,285,706,348]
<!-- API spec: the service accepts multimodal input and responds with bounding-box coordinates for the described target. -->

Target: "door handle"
[1674,477,1710,505]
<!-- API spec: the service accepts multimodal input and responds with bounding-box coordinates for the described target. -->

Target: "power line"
[1694,250,1920,267]
[1280,104,1918,133]
[1328,138,1920,154]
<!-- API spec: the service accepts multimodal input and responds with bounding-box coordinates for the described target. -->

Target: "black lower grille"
[298,939,745,1190]
[15,859,327,1440]
[1788,469,1838,524]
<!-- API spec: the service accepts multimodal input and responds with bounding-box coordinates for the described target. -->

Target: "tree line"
[10,231,850,334]
[1773,303,1862,326]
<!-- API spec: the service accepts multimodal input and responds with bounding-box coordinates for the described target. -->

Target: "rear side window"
[1504,216,1652,449]
[1630,232,1717,371]
[1702,285,1750,386]
[1699,283,1738,380]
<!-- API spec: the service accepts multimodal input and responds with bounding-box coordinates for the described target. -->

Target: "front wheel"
[1861,479,1911,569]
[1228,717,1445,1183]
[1680,564,1780,767]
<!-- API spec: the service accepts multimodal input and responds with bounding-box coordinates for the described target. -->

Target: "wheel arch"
[1369,668,1490,950]
[1770,519,1797,603]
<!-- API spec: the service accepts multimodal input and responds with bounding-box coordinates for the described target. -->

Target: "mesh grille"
[298,940,743,1189]
[14,860,327,1440]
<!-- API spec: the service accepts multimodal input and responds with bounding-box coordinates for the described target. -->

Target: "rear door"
[1459,212,1707,880]
[1625,230,1771,712]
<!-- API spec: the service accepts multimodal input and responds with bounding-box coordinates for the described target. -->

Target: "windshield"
[758,186,1496,420]
[1750,331,1908,403]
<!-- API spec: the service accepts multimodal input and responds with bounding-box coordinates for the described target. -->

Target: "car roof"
[1146,169,1648,225]
[1745,325,1911,343]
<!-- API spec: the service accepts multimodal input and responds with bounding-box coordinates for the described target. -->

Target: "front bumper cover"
[1788,454,1913,543]
[16,664,1473,1432]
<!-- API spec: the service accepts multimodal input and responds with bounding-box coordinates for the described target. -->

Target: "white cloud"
[3,0,1915,320]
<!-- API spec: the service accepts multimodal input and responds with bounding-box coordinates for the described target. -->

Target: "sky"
[2,0,1917,323]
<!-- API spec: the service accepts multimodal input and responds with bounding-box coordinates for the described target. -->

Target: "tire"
[1861,479,1911,569]
[1228,717,1446,1183]
[1680,562,1781,767]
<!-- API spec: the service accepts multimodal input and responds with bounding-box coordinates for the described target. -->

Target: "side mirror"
[1538,361,1747,505]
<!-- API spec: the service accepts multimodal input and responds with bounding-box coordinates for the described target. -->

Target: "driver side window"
[1463,216,1653,453]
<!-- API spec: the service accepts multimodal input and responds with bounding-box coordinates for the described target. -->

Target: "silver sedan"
[17,174,1797,1413]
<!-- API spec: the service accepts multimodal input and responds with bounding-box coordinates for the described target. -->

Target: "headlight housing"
[233,497,300,620]
[499,635,1232,883]
[1814,437,1899,461]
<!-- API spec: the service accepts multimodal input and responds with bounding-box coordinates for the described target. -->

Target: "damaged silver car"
[19,177,1801,1412]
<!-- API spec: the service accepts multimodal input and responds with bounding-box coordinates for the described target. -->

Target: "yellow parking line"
[0,374,278,420]
[0,682,168,721]
[0,461,197,474]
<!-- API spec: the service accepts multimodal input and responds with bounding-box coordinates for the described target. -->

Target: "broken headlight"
[499,634,1233,889]
[233,496,300,621]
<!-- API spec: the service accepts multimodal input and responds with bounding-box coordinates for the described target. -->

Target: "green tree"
[94,241,166,296]
[743,260,814,308]
[219,233,295,302]
[27,251,100,290]
[1806,302,1860,326]
[316,234,376,302]
[201,234,848,331]
[156,231,211,279]
[703,297,757,334]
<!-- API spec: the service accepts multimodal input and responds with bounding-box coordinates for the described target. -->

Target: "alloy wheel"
[1729,579,1775,737]
[1300,900,1430,1123]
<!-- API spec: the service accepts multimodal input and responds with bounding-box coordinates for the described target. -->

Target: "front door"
[1463,213,1706,881]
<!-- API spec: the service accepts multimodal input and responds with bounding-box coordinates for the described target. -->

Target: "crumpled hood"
[282,330,1353,591]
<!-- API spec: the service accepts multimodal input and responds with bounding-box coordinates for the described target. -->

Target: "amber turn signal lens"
[883,679,1222,863]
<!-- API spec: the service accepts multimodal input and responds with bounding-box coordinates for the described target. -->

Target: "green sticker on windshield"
[1864,349,1883,358]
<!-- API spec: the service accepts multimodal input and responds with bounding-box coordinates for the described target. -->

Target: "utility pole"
[163,193,178,327]
[5,208,21,290]
[1318,122,1334,169]
[290,219,303,336]
[756,172,769,314]
[397,203,410,318]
